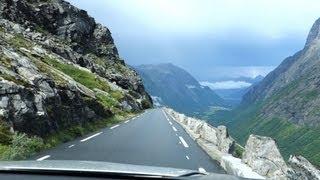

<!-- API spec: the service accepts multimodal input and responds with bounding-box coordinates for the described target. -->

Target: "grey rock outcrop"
[242,135,288,178]
[287,155,320,180]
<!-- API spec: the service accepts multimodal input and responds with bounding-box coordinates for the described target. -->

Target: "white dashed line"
[198,167,207,173]
[175,133,178,136]
[124,120,129,124]
[80,132,102,142]
[186,155,190,160]
[68,144,75,148]
[172,126,177,132]
[110,125,120,129]
[36,155,50,161]
[169,121,173,125]
[179,136,189,148]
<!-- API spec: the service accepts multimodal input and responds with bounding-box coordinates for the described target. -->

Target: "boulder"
[216,126,234,153]
[221,155,265,179]
[287,155,320,180]
[242,135,288,178]
[200,123,219,145]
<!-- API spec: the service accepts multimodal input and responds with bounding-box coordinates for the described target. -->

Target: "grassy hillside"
[200,69,320,167]
[209,99,320,167]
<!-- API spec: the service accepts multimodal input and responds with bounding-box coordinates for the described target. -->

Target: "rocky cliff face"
[135,63,225,115]
[223,17,320,167]
[0,0,152,137]
[242,17,320,127]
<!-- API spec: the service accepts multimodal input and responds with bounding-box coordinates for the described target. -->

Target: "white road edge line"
[172,126,177,132]
[179,136,189,148]
[68,144,75,148]
[186,155,190,160]
[80,132,102,142]
[198,167,207,173]
[124,120,129,123]
[36,155,50,161]
[162,110,169,119]
[110,125,120,129]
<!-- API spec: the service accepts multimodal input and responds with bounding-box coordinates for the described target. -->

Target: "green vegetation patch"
[0,72,30,87]
[141,99,152,109]
[42,56,111,92]
[222,100,320,167]
[8,34,32,49]
[0,55,13,69]
[34,25,48,35]
[30,56,68,86]
[40,56,126,111]
[232,143,244,158]
[302,90,319,101]
[95,93,121,114]
[0,133,45,160]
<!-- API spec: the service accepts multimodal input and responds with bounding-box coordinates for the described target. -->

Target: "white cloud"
[200,81,252,90]
[231,66,275,78]
[201,66,275,81]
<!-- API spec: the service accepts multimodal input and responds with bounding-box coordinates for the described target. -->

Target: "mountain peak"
[305,17,320,47]
[134,64,225,114]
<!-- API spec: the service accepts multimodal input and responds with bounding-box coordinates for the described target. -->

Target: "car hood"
[0,160,198,177]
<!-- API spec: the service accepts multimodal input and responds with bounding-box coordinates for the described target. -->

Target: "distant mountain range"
[134,63,225,115]
[215,17,320,166]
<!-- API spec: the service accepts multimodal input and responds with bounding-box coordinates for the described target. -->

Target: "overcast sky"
[68,0,320,81]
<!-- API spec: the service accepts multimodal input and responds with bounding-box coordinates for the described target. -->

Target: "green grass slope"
[215,100,320,167]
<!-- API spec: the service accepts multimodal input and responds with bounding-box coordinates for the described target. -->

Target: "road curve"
[33,108,225,173]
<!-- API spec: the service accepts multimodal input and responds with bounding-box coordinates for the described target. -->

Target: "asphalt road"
[33,108,225,173]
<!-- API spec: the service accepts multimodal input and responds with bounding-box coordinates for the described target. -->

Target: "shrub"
[110,91,124,101]
[8,34,31,48]
[1,133,45,160]
[232,143,244,158]
[141,99,152,109]
[0,120,13,145]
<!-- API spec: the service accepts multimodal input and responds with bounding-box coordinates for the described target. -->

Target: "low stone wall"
[242,135,288,179]
[164,108,320,180]
[164,108,265,179]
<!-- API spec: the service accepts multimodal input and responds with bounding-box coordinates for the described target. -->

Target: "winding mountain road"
[33,108,225,173]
